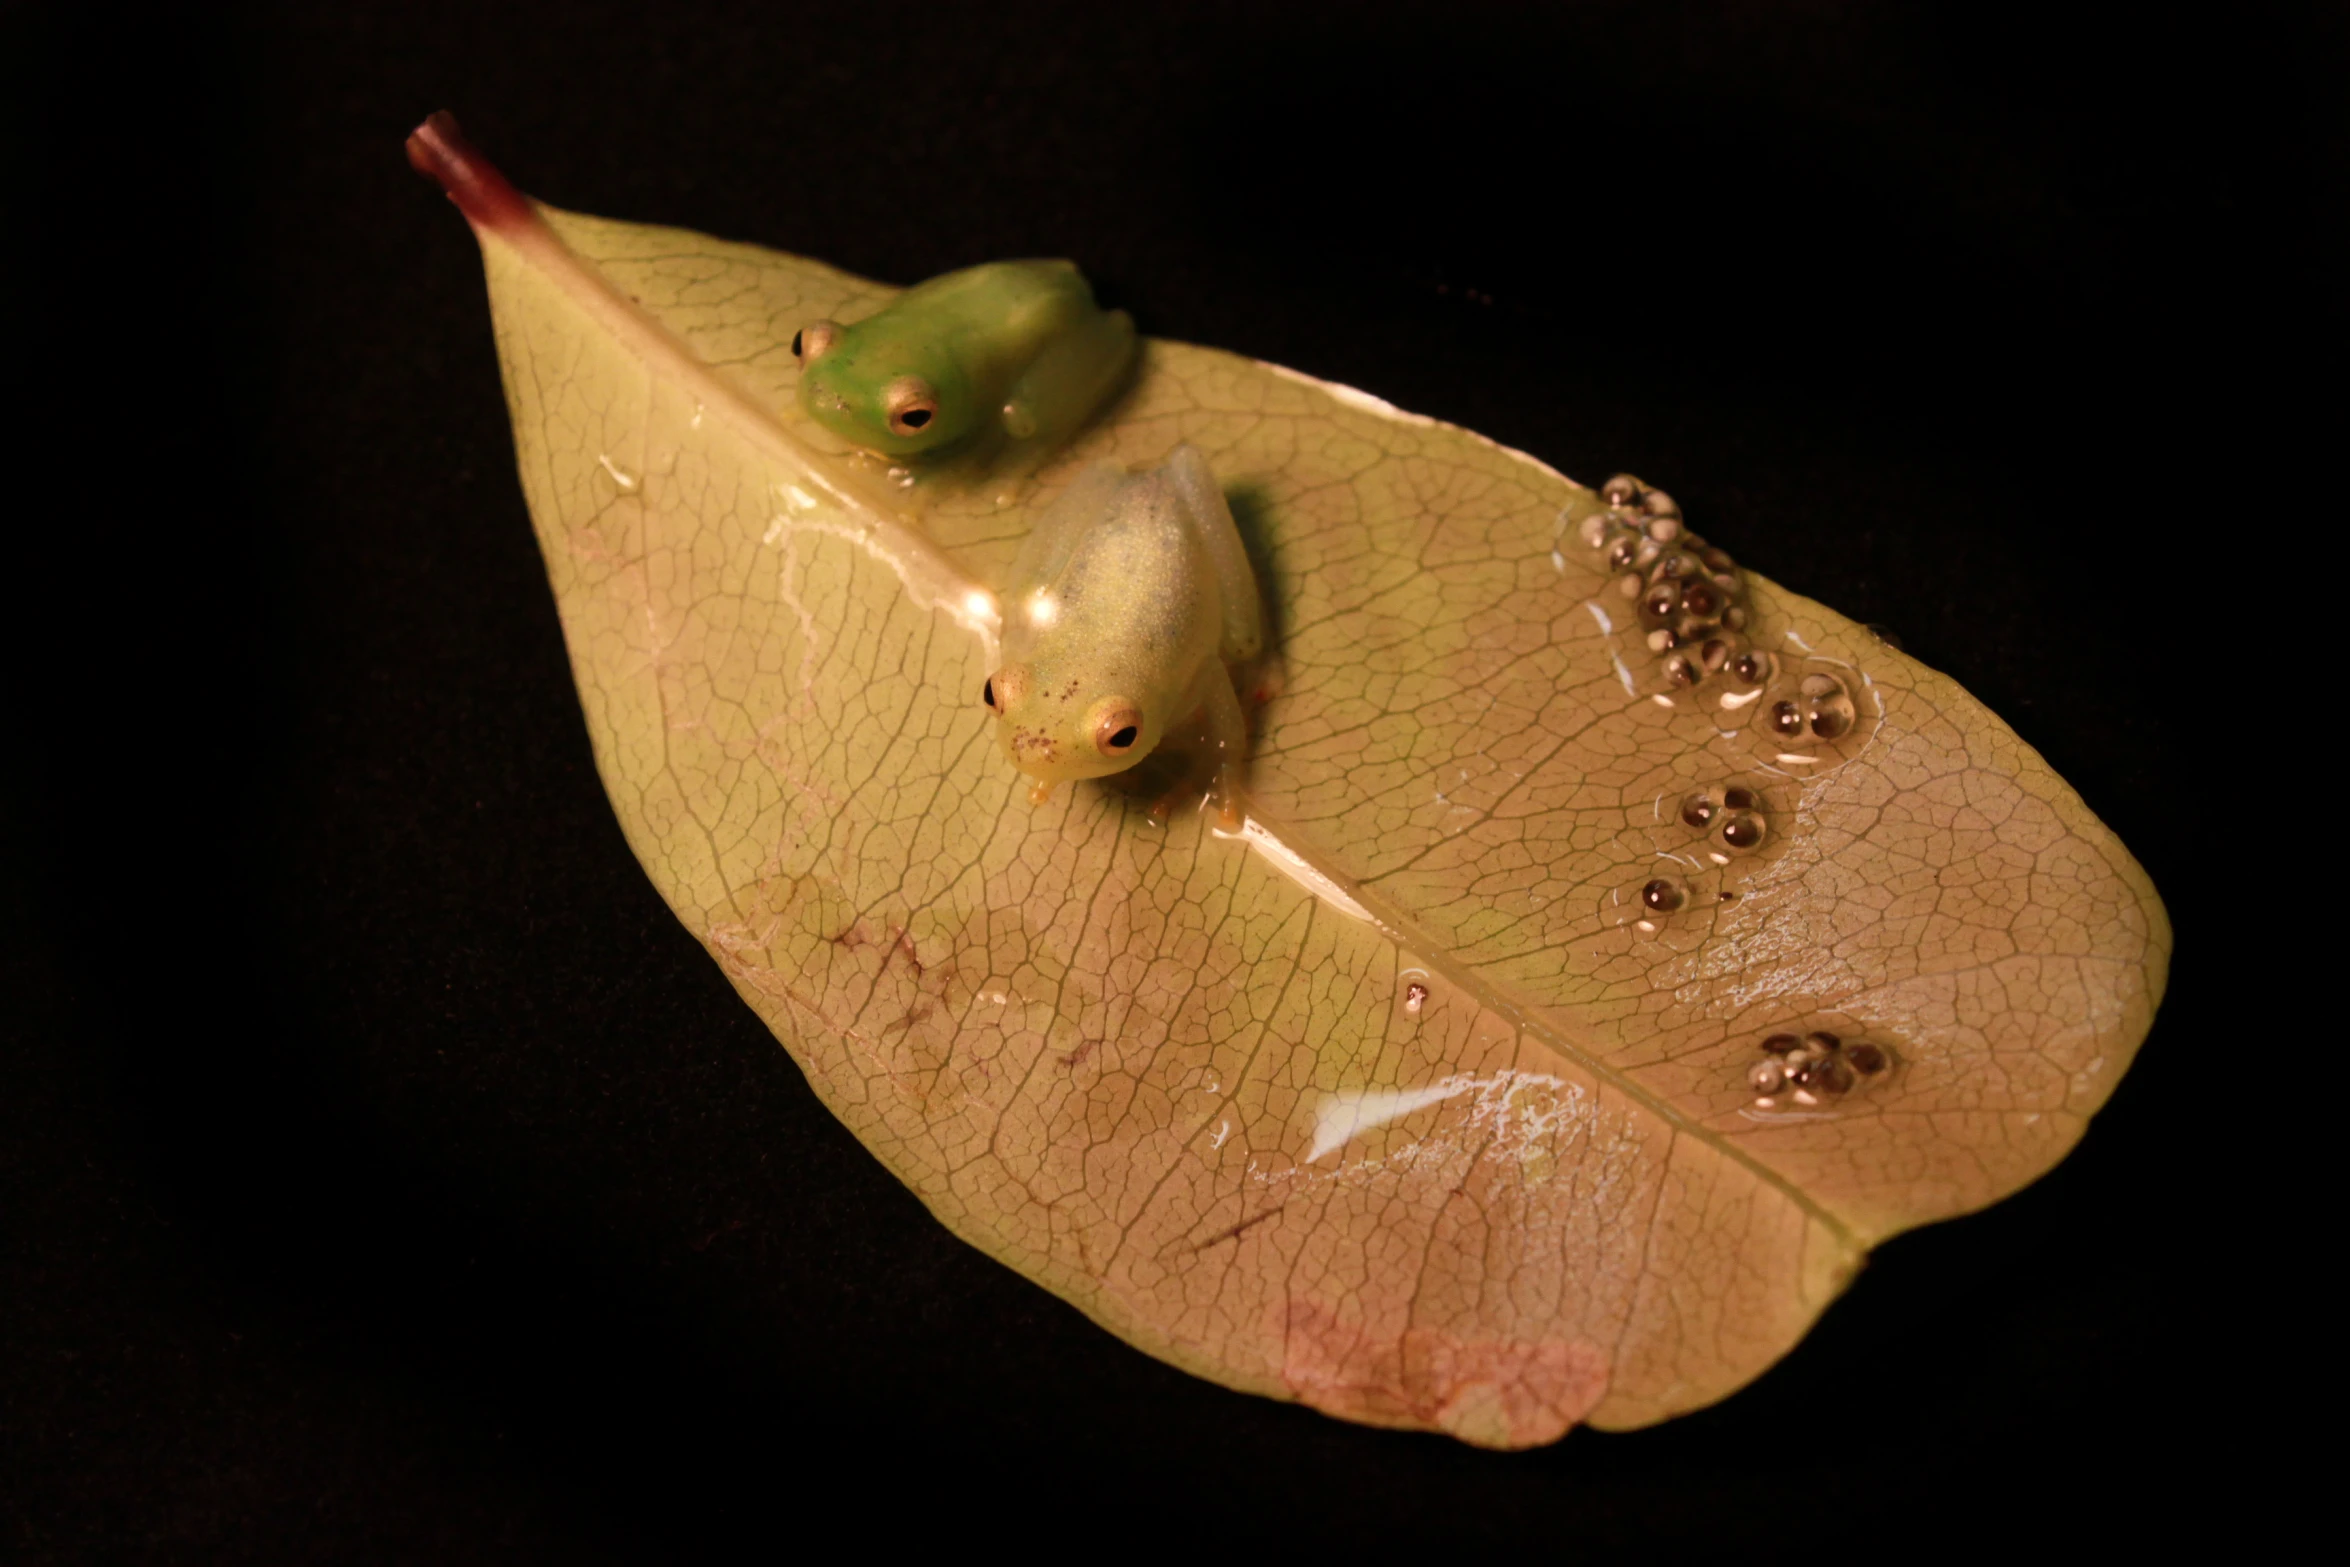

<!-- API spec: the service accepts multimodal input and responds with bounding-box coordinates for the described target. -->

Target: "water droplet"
[1810,1055,1856,1096]
[1731,649,1773,687]
[1701,547,1736,573]
[1404,981,1429,1015]
[1633,536,1664,568]
[1603,474,1643,508]
[1646,627,1677,653]
[1719,811,1767,852]
[1722,785,1758,812]
[1641,876,1687,913]
[1680,791,1717,830]
[1680,580,1723,619]
[1646,515,1683,543]
[1606,533,1642,570]
[1804,1030,1841,1053]
[1698,635,1740,674]
[1748,1058,1786,1094]
[1663,653,1699,687]
[1643,488,1680,519]
[1768,699,1806,738]
[1642,582,1682,623]
[1722,605,1749,630]
[1760,1032,1801,1055]
[1652,550,1705,582]
[1577,512,1611,549]
[1847,1041,1888,1075]
[1616,572,1643,599]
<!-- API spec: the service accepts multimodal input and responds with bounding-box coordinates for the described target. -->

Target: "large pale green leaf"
[411,116,2167,1447]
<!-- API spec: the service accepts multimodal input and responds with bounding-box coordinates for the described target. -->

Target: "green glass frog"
[981,445,1263,826]
[794,260,1135,464]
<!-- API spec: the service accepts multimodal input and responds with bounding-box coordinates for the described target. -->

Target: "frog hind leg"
[1162,443,1264,664]
[1197,660,1251,830]
[999,309,1138,461]
[1146,659,1250,831]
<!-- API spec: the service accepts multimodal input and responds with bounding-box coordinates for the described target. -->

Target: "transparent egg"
[1640,876,1688,914]
[1696,634,1741,675]
[1718,810,1768,852]
[1800,673,1858,741]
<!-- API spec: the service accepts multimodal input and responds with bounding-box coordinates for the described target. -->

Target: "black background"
[7,2,2329,1558]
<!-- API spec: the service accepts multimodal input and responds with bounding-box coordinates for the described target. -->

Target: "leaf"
[409,115,2167,1447]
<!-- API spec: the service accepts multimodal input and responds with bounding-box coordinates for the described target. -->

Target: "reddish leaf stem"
[405,111,534,233]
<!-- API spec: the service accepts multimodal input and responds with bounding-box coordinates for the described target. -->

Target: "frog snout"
[1000,719,1065,773]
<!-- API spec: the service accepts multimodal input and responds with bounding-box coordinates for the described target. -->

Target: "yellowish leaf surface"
[416,121,2167,1447]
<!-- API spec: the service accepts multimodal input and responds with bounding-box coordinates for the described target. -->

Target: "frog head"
[793,318,979,458]
[981,659,1164,790]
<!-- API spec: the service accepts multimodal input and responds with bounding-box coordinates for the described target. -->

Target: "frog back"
[882,260,1099,372]
[1005,469,1222,696]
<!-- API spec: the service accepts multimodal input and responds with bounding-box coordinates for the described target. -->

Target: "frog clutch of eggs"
[1571,475,1861,744]
[1575,475,1755,687]
[1744,1030,1892,1110]
[1628,781,1775,931]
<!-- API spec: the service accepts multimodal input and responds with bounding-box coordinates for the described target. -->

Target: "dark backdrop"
[8,2,2328,1558]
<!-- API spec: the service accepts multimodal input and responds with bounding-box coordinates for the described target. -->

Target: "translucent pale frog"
[795,259,1135,467]
[982,445,1263,825]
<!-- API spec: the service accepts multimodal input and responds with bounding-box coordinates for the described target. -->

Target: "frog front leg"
[999,308,1137,456]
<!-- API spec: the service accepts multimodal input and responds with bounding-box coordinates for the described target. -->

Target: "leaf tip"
[405,111,534,234]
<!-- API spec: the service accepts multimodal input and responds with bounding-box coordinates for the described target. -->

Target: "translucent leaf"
[410,117,2167,1447]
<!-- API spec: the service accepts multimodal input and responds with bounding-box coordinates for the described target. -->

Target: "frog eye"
[1092,700,1144,758]
[883,376,941,437]
[793,320,841,366]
